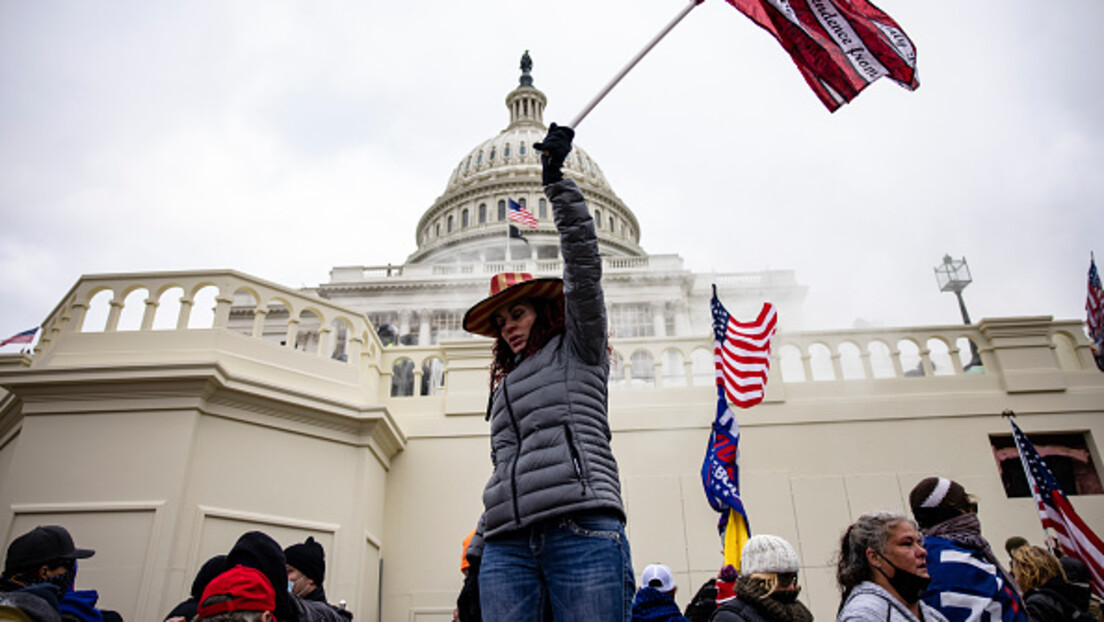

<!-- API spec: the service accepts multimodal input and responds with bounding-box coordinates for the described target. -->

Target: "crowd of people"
[0,525,352,622]
[448,476,1102,622]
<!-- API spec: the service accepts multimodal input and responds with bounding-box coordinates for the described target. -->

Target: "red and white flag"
[712,288,778,408]
[1010,417,1104,597]
[0,328,38,347]
[724,0,919,111]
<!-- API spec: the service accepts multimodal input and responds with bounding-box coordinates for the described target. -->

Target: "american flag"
[723,0,919,112]
[507,199,538,229]
[0,327,38,347]
[1009,417,1104,597]
[1088,254,1104,372]
[711,289,777,408]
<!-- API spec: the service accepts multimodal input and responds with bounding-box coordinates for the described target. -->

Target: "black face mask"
[875,552,930,604]
[770,587,802,604]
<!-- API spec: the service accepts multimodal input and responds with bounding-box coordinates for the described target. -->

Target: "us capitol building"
[1,56,1101,622]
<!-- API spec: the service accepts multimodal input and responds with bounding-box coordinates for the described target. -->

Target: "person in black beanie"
[164,554,227,621]
[227,531,345,622]
[284,537,350,619]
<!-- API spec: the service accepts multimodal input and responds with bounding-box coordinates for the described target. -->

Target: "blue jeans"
[479,511,634,622]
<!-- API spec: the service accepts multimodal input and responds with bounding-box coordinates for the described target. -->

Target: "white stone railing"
[329,254,694,283]
[378,317,1097,399]
[35,270,384,366]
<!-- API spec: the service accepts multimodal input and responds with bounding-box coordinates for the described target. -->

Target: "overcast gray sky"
[2,1,1101,346]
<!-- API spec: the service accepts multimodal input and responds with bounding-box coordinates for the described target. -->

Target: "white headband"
[920,477,953,508]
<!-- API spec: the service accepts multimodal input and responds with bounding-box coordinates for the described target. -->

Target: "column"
[140,298,160,331]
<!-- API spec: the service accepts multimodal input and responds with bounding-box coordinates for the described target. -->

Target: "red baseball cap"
[198,565,276,620]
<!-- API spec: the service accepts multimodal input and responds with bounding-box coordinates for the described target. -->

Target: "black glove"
[533,123,574,186]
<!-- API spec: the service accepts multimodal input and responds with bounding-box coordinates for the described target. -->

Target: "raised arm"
[535,124,607,365]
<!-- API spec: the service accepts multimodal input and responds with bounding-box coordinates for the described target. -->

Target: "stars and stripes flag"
[723,0,919,112]
[712,288,778,408]
[0,327,38,347]
[507,199,538,229]
[701,287,778,569]
[1088,254,1104,372]
[1009,416,1104,597]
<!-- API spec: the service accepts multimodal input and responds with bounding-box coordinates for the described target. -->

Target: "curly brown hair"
[489,296,565,389]
[1011,545,1064,592]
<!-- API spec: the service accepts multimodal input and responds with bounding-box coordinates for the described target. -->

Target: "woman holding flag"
[461,123,633,621]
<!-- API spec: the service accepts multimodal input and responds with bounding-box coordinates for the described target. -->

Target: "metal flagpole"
[1003,410,1054,552]
[569,0,704,128]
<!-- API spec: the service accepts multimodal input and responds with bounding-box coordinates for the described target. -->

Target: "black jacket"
[1024,578,1093,622]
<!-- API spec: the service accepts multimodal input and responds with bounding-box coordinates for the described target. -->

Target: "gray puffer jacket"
[480,177,626,539]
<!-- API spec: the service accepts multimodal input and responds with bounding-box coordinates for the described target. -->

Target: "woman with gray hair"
[836,512,948,622]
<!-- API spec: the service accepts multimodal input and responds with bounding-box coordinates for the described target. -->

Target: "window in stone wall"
[447,215,454,233]
[421,357,445,396]
[498,200,506,221]
[610,303,654,338]
[595,209,602,228]
[479,203,487,224]
[461,209,469,229]
[431,311,463,344]
[989,432,1104,498]
[539,199,547,219]
[504,143,511,158]
[391,359,415,397]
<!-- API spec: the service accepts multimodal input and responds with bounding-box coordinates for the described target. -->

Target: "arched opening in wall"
[447,215,454,233]
[331,319,351,361]
[1052,332,1080,370]
[926,338,954,376]
[538,199,547,219]
[264,301,291,345]
[957,337,984,373]
[609,351,625,387]
[421,357,445,396]
[153,287,184,330]
[778,344,805,382]
[629,350,655,387]
[867,340,894,379]
[461,209,470,229]
[81,289,114,332]
[391,358,415,397]
[898,339,923,377]
[595,209,602,228]
[497,200,506,221]
[294,310,322,352]
[116,288,148,331]
[838,341,865,380]
[609,216,615,233]
[227,288,260,337]
[660,349,686,387]
[188,286,218,329]
[809,343,835,381]
[690,347,713,386]
[479,204,487,224]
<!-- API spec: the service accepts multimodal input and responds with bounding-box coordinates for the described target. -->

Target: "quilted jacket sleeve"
[546,178,606,366]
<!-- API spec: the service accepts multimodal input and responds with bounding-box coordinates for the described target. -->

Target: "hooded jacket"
[480,178,625,539]
[227,531,345,622]
[164,554,227,621]
[631,586,690,622]
[838,581,949,622]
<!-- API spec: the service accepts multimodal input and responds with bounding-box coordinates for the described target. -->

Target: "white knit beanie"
[740,535,800,575]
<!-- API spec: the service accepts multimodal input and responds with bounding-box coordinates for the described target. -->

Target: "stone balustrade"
[35,270,384,367]
[27,271,1097,404]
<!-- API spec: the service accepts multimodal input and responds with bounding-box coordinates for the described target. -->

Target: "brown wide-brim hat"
[463,272,563,338]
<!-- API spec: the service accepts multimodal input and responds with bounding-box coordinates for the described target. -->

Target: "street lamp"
[934,254,981,369]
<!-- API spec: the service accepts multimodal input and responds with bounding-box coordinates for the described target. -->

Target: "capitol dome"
[407,52,644,264]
